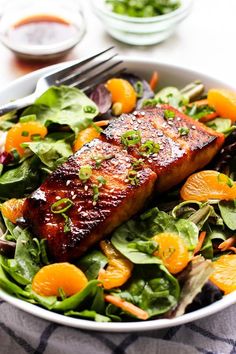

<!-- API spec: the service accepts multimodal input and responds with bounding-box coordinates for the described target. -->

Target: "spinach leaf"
[0,255,29,297]
[13,227,41,282]
[117,264,179,318]
[2,216,17,242]
[0,156,41,200]
[52,280,99,312]
[77,250,108,280]
[111,208,198,263]
[22,86,99,134]
[219,200,236,230]
[65,310,110,322]
[24,138,73,170]
[30,290,57,309]
[1,226,41,285]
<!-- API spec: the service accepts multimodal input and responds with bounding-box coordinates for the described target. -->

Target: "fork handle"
[0,93,37,116]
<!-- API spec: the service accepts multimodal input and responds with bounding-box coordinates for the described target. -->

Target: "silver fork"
[0,47,123,116]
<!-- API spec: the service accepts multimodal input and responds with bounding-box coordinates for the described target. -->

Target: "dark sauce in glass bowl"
[1,11,85,61]
[7,14,78,47]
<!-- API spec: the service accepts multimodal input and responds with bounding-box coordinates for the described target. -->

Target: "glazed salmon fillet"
[24,139,156,261]
[102,106,225,191]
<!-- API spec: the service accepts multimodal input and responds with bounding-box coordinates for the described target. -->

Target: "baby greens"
[22,86,99,134]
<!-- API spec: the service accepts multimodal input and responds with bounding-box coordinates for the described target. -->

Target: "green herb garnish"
[78,165,92,182]
[164,109,175,120]
[21,131,29,137]
[131,158,144,170]
[92,154,114,168]
[178,127,190,136]
[92,184,100,203]
[97,176,107,185]
[127,169,139,186]
[31,134,42,141]
[62,213,72,233]
[217,173,234,188]
[139,140,160,157]
[121,130,141,147]
[83,105,97,114]
[51,198,74,214]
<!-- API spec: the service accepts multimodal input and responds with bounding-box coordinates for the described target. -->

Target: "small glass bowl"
[91,0,193,46]
[0,0,86,61]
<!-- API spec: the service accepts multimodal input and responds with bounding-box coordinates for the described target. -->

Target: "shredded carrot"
[218,236,236,251]
[193,231,207,255]
[95,120,109,127]
[105,294,149,320]
[149,71,159,91]
[188,99,209,107]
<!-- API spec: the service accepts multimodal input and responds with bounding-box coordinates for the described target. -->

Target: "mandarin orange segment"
[208,89,236,122]
[180,170,236,202]
[32,263,88,297]
[210,255,236,294]
[106,78,137,114]
[73,126,101,152]
[153,233,190,274]
[1,198,26,224]
[98,240,133,290]
[5,121,47,156]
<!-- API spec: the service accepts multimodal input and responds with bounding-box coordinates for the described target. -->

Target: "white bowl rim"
[0,56,235,332]
[91,0,193,24]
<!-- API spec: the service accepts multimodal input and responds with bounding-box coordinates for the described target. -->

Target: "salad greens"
[0,71,235,323]
[22,86,99,134]
[111,208,198,264]
[0,86,98,201]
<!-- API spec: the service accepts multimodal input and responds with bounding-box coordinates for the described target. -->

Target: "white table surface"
[0,0,236,88]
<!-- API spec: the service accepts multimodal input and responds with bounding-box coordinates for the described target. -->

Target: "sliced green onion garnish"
[178,127,190,136]
[217,173,234,188]
[121,130,141,147]
[78,165,92,182]
[97,176,107,185]
[139,140,160,157]
[164,109,175,120]
[83,105,96,114]
[92,154,114,168]
[128,169,139,186]
[21,131,29,137]
[131,158,144,170]
[31,134,41,141]
[62,213,71,233]
[51,198,73,214]
[92,184,100,202]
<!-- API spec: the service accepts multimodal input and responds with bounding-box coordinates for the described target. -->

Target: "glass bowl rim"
[91,0,193,24]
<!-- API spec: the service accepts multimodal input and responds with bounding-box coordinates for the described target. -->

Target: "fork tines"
[52,47,123,92]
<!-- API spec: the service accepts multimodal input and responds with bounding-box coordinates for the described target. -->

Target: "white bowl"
[0,57,235,332]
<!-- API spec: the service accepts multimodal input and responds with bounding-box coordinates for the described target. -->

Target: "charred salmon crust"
[102,107,224,191]
[24,139,157,261]
[102,111,187,191]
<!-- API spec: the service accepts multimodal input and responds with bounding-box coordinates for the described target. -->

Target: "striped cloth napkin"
[0,300,235,354]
